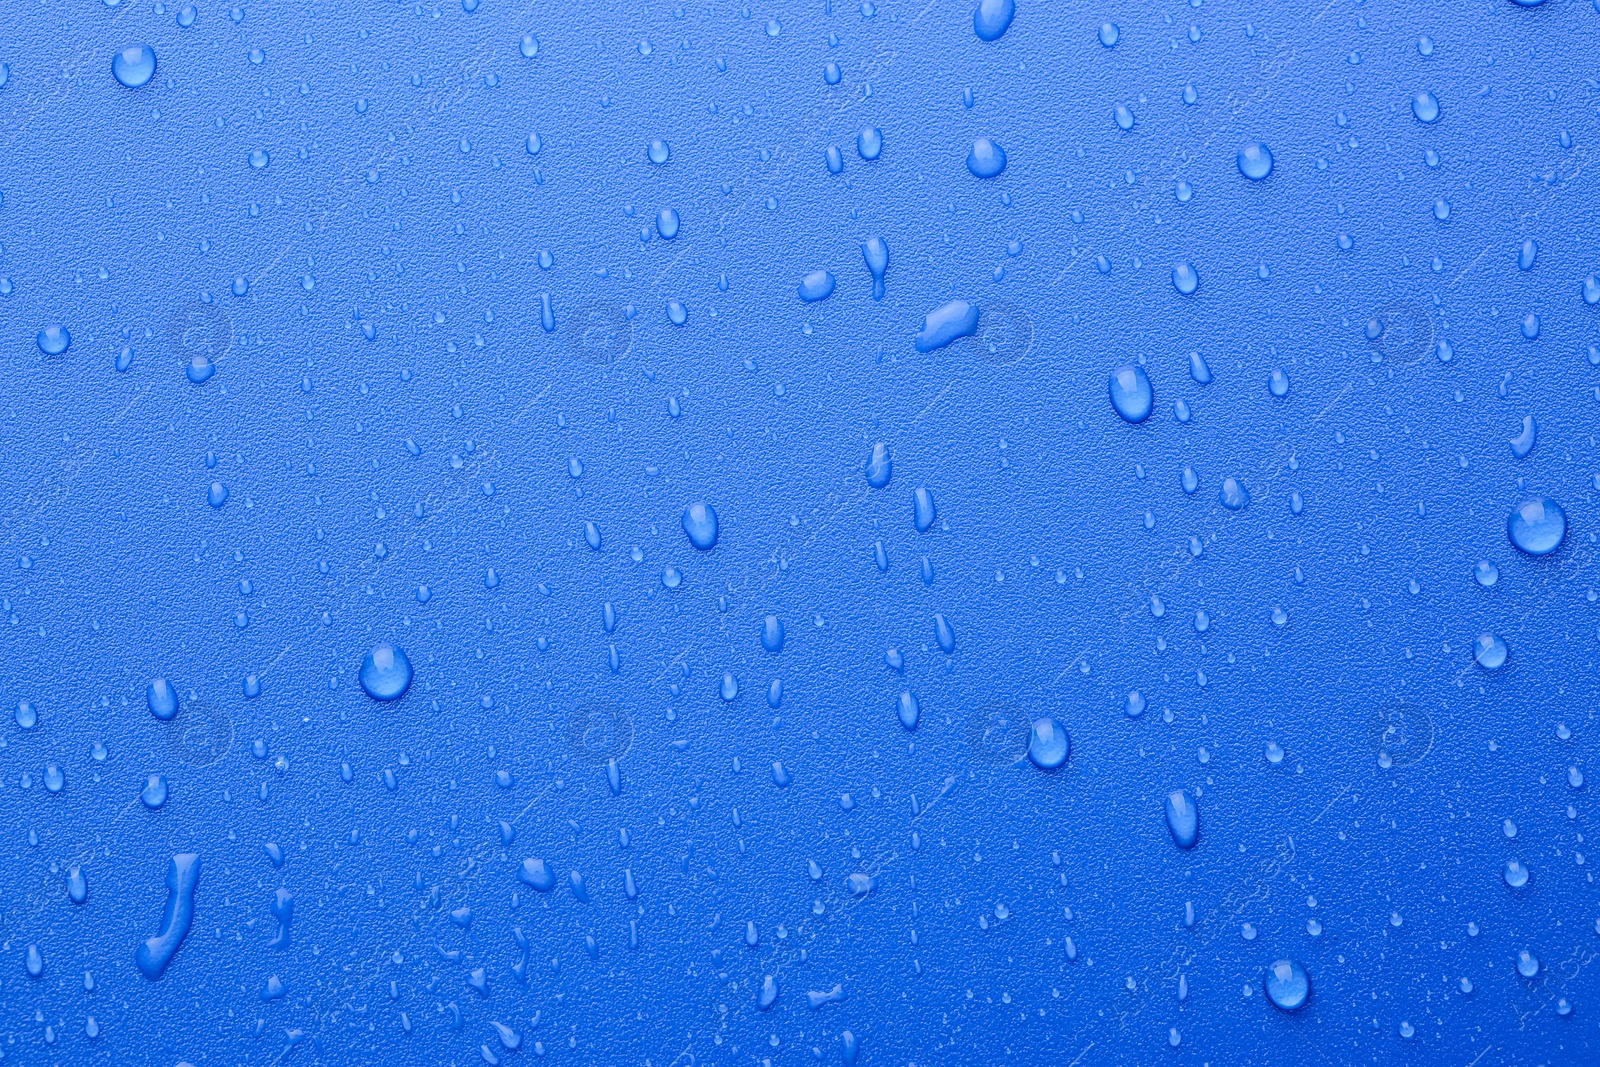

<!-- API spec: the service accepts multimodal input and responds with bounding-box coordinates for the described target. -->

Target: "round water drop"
[1108,365,1153,423]
[1411,90,1440,123]
[1516,950,1539,978]
[147,678,178,720]
[966,137,1006,178]
[1098,21,1119,46]
[1506,497,1566,555]
[140,774,169,809]
[647,138,670,164]
[1504,859,1529,888]
[176,4,196,25]
[1236,141,1273,181]
[1268,368,1289,396]
[112,45,157,88]
[36,326,70,356]
[1218,477,1250,510]
[1171,262,1199,295]
[866,442,892,487]
[16,700,37,729]
[207,481,228,508]
[1113,103,1135,130]
[1125,690,1146,718]
[520,33,540,57]
[972,0,1014,41]
[187,355,214,383]
[1473,633,1507,670]
[682,502,718,550]
[249,148,270,169]
[656,208,679,239]
[798,270,835,302]
[1165,789,1199,849]
[359,643,413,700]
[1027,718,1070,769]
[857,126,882,160]
[1473,560,1498,587]
[1264,960,1310,1011]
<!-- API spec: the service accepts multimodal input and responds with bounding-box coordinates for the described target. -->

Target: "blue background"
[1,0,1598,1062]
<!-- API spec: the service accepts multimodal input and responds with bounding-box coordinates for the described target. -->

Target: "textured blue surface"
[2,0,1600,1063]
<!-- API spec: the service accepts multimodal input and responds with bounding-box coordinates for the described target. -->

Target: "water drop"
[861,237,889,300]
[972,0,1014,41]
[1125,690,1146,718]
[146,678,178,720]
[1504,859,1529,889]
[36,326,70,356]
[966,137,1007,178]
[1164,789,1198,849]
[140,774,169,809]
[1027,718,1070,769]
[1218,477,1250,510]
[1506,497,1566,555]
[857,126,882,161]
[112,45,157,88]
[1171,262,1199,295]
[1108,365,1153,423]
[1518,238,1538,271]
[913,488,937,532]
[682,502,719,549]
[1473,634,1507,670]
[1263,960,1310,1011]
[897,691,919,730]
[913,299,979,352]
[866,441,892,487]
[359,643,414,700]
[1236,141,1273,181]
[1411,90,1440,123]
[798,270,836,302]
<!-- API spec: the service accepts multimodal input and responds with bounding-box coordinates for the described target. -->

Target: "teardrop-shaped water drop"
[1164,789,1198,848]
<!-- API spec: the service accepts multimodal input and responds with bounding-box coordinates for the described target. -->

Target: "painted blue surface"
[1,0,1599,1063]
